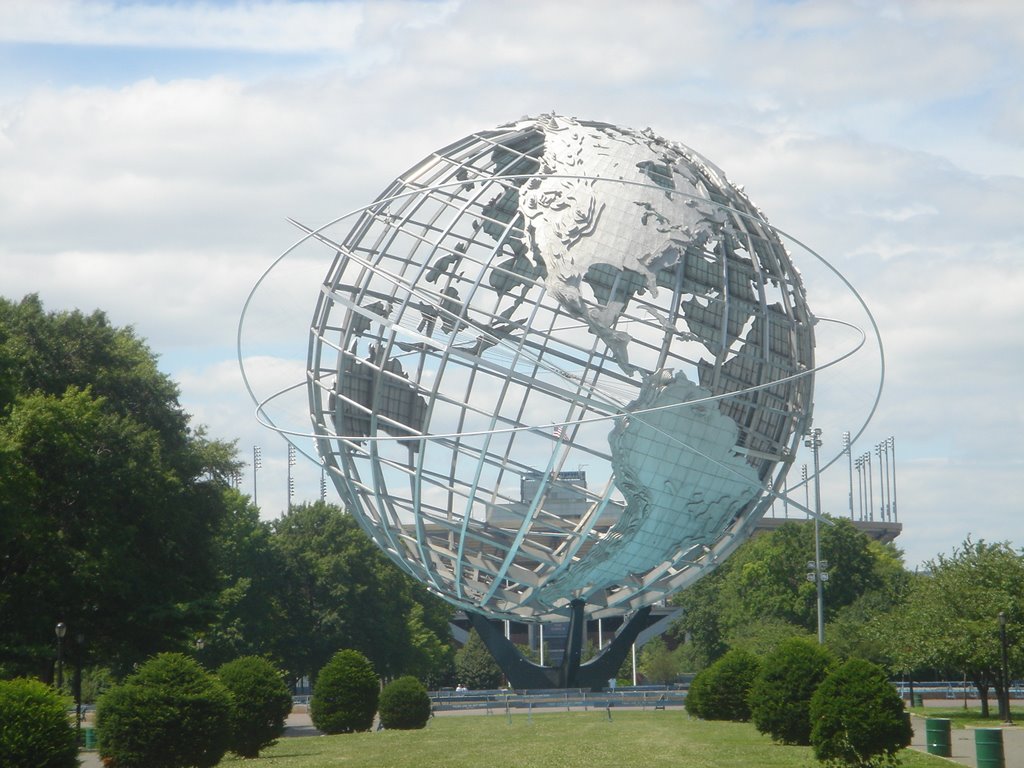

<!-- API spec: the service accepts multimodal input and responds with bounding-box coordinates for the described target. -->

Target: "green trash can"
[912,693,924,707]
[976,728,1004,768]
[925,718,951,757]
[83,727,97,749]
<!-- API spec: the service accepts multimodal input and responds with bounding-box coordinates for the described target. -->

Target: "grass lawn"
[219,711,949,768]
[911,705,1016,728]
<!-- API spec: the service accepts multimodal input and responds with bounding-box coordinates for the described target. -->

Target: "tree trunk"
[993,680,1008,721]
[976,680,990,717]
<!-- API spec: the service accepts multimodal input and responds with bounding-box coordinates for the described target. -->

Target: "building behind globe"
[307,115,815,626]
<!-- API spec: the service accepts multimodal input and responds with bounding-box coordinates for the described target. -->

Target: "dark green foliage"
[378,676,431,730]
[96,653,232,768]
[0,677,77,768]
[749,637,835,745]
[671,520,905,671]
[872,537,1024,718]
[217,656,293,758]
[311,650,379,734]
[684,648,760,721]
[0,296,241,676]
[269,502,454,685]
[809,658,912,767]
[453,630,503,690]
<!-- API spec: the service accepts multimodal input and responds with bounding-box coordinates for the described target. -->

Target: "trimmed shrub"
[217,656,293,758]
[684,648,760,721]
[96,652,232,768]
[0,677,78,768]
[379,676,432,730]
[310,650,379,734]
[749,637,834,745]
[809,658,912,767]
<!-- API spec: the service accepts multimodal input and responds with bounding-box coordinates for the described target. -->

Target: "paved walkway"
[908,713,1023,767]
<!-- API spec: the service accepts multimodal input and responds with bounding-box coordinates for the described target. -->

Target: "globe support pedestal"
[467,602,653,690]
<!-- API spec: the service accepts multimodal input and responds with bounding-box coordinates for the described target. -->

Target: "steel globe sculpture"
[244,115,877,687]
[309,113,814,607]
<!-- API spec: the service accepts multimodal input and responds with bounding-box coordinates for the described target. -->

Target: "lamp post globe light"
[242,115,884,688]
[54,621,67,690]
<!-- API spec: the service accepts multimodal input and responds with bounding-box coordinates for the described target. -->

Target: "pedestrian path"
[908,714,1023,767]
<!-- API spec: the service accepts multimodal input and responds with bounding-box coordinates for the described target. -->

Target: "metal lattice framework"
[298,116,820,622]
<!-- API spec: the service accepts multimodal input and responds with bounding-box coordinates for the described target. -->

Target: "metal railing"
[429,687,686,713]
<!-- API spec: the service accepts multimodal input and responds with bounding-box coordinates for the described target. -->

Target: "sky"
[1,0,1021,571]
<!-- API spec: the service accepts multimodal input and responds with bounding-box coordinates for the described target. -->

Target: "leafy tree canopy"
[671,519,907,668]
[268,501,452,684]
[0,295,240,676]
[871,537,1023,716]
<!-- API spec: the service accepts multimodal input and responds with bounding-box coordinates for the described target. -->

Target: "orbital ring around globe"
[240,121,884,624]
[239,180,882,621]
[239,178,882,490]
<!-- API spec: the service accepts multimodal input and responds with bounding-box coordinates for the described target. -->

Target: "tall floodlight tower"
[888,436,898,521]
[252,445,261,507]
[287,444,296,513]
[804,429,825,645]
[842,430,853,520]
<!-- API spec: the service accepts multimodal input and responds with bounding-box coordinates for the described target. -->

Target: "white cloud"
[0,1,366,52]
[2,1,1022,569]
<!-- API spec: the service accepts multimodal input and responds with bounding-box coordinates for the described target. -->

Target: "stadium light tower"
[842,431,853,520]
[253,445,262,506]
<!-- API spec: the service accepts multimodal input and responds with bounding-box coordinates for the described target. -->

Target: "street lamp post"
[74,632,83,744]
[999,612,1014,725]
[55,622,67,690]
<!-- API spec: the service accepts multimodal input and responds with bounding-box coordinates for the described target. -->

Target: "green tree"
[404,602,455,689]
[0,677,77,768]
[638,636,682,685]
[454,630,503,690]
[717,519,882,633]
[809,658,911,767]
[217,656,293,758]
[749,637,834,745]
[378,675,432,729]
[310,650,379,734]
[684,648,760,722]
[0,296,240,677]
[198,493,291,670]
[97,653,232,768]
[873,538,1024,717]
[669,566,729,670]
[271,502,453,686]
[671,519,904,668]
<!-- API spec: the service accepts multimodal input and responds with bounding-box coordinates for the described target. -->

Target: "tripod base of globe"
[467,601,655,690]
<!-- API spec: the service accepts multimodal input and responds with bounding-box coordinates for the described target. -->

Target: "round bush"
[310,650,379,734]
[0,677,78,768]
[749,637,834,745]
[217,656,293,758]
[809,658,912,767]
[379,676,431,730]
[96,652,232,768]
[684,648,760,721]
